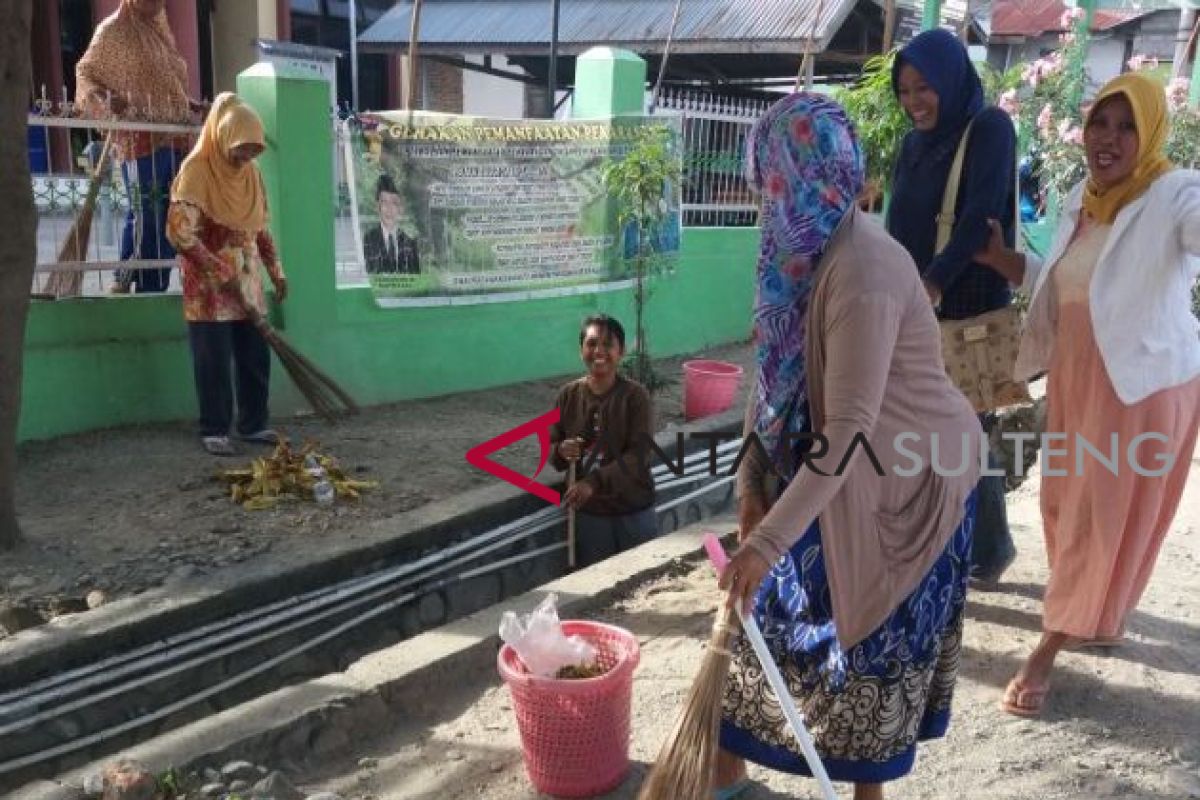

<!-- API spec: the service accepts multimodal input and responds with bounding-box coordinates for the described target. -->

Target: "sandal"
[1000,676,1049,718]
[238,429,279,445]
[202,436,238,456]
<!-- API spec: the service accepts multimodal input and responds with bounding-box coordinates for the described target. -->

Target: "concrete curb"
[0,405,746,689]
[19,519,736,800]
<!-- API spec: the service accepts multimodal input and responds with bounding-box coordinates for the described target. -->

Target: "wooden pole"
[794,0,827,91]
[567,460,577,568]
[405,0,424,110]
[547,0,561,118]
[882,0,897,54]
[648,0,685,114]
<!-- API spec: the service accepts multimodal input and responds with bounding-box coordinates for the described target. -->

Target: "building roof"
[990,0,1148,37]
[359,0,960,55]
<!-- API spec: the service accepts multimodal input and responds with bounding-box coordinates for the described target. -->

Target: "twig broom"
[240,289,358,423]
[637,534,840,800]
[637,600,739,799]
[45,134,114,298]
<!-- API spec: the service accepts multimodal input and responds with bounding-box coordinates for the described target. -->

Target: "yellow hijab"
[1081,72,1173,224]
[172,93,268,232]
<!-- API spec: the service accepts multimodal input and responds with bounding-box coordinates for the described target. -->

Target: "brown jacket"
[739,208,982,649]
[550,376,655,516]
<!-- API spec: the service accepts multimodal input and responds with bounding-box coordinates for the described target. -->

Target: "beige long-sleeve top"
[738,208,982,649]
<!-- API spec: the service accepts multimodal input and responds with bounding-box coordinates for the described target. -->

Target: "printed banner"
[346,112,681,305]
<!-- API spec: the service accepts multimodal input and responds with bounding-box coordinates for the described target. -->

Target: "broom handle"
[566,460,577,569]
[703,534,840,800]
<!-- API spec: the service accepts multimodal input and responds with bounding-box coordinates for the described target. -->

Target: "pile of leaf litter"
[217,439,378,510]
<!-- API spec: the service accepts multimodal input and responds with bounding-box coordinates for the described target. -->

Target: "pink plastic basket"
[683,359,744,421]
[497,620,641,798]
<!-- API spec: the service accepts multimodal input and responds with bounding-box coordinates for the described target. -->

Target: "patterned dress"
[721,487,976,783]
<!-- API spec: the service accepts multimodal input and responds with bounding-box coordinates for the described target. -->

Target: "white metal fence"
[333,122,367,286]
[654,89,769,227]
[28,101,201,298]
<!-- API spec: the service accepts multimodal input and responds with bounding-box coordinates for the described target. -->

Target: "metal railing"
[654,89,769,228]
[333,122,368,286]
[28,98,201,298]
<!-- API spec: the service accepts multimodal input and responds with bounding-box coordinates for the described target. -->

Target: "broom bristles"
[637,605,740,800]
[257,321,358,422]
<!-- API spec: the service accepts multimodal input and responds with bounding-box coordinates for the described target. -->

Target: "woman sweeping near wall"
[166,93,287,456]
[974,72,1200,718]
[715,94,983,800]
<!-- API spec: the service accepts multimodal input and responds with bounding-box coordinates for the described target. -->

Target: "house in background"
[980,0,1188,93]
[358,0,970,119]
[30,0,405,113]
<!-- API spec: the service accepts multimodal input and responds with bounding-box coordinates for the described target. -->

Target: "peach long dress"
[1040,218,1200,638]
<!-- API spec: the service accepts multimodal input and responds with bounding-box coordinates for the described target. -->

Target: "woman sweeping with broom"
[670,94,982,800]
[166,93,287,456]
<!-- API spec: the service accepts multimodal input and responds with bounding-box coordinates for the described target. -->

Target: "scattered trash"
[216,439,378,511]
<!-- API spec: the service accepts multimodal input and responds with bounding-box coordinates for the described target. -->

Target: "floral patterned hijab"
[739,94,864,482]
[75,0,190,123]
[745,94,865,479]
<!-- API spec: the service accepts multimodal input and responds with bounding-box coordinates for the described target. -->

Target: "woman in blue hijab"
[887,28,1018,585]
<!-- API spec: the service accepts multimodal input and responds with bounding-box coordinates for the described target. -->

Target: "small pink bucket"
[497,621,640,797]
[683,359,744,420]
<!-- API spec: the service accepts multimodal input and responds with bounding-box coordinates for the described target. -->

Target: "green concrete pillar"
[237,62,336,344]
[572,47,647,118]
[1191,43,1200,108]
[921,0,942,31]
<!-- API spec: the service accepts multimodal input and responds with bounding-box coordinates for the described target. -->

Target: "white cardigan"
[1017,169,1200,404]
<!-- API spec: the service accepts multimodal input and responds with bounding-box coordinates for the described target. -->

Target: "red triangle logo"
[465,408,562,506]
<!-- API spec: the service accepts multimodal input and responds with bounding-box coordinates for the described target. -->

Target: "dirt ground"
[301,443,1200,800]
[2,341,756,627]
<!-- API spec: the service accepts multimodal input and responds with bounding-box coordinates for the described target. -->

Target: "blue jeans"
[117,147,184,293]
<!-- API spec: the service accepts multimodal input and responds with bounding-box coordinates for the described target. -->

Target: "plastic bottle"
[305,455,335,506]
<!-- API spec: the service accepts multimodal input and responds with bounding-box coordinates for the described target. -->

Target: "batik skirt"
[720,491,976,783]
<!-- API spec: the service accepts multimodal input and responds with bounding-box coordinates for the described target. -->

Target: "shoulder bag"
[935,121,1032,413]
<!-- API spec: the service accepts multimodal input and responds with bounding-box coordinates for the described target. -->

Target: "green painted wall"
[16,57,758,443]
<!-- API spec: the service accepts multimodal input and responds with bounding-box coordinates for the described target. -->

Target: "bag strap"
[935,120,974,256]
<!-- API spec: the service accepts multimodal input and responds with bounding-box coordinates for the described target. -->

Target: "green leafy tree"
[601,125,682,392]
[834,52,909,200]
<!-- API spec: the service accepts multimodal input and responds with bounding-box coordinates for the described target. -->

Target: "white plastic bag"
[499,593,596,677]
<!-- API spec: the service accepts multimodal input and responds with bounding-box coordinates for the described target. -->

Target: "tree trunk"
[0,0,35,551]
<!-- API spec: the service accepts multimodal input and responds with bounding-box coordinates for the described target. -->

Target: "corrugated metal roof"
[991,0,1149,37]
[359,0,864,54]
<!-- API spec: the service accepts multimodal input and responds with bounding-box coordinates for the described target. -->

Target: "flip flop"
[714,778,753,800]
[1000,676,1049,718]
